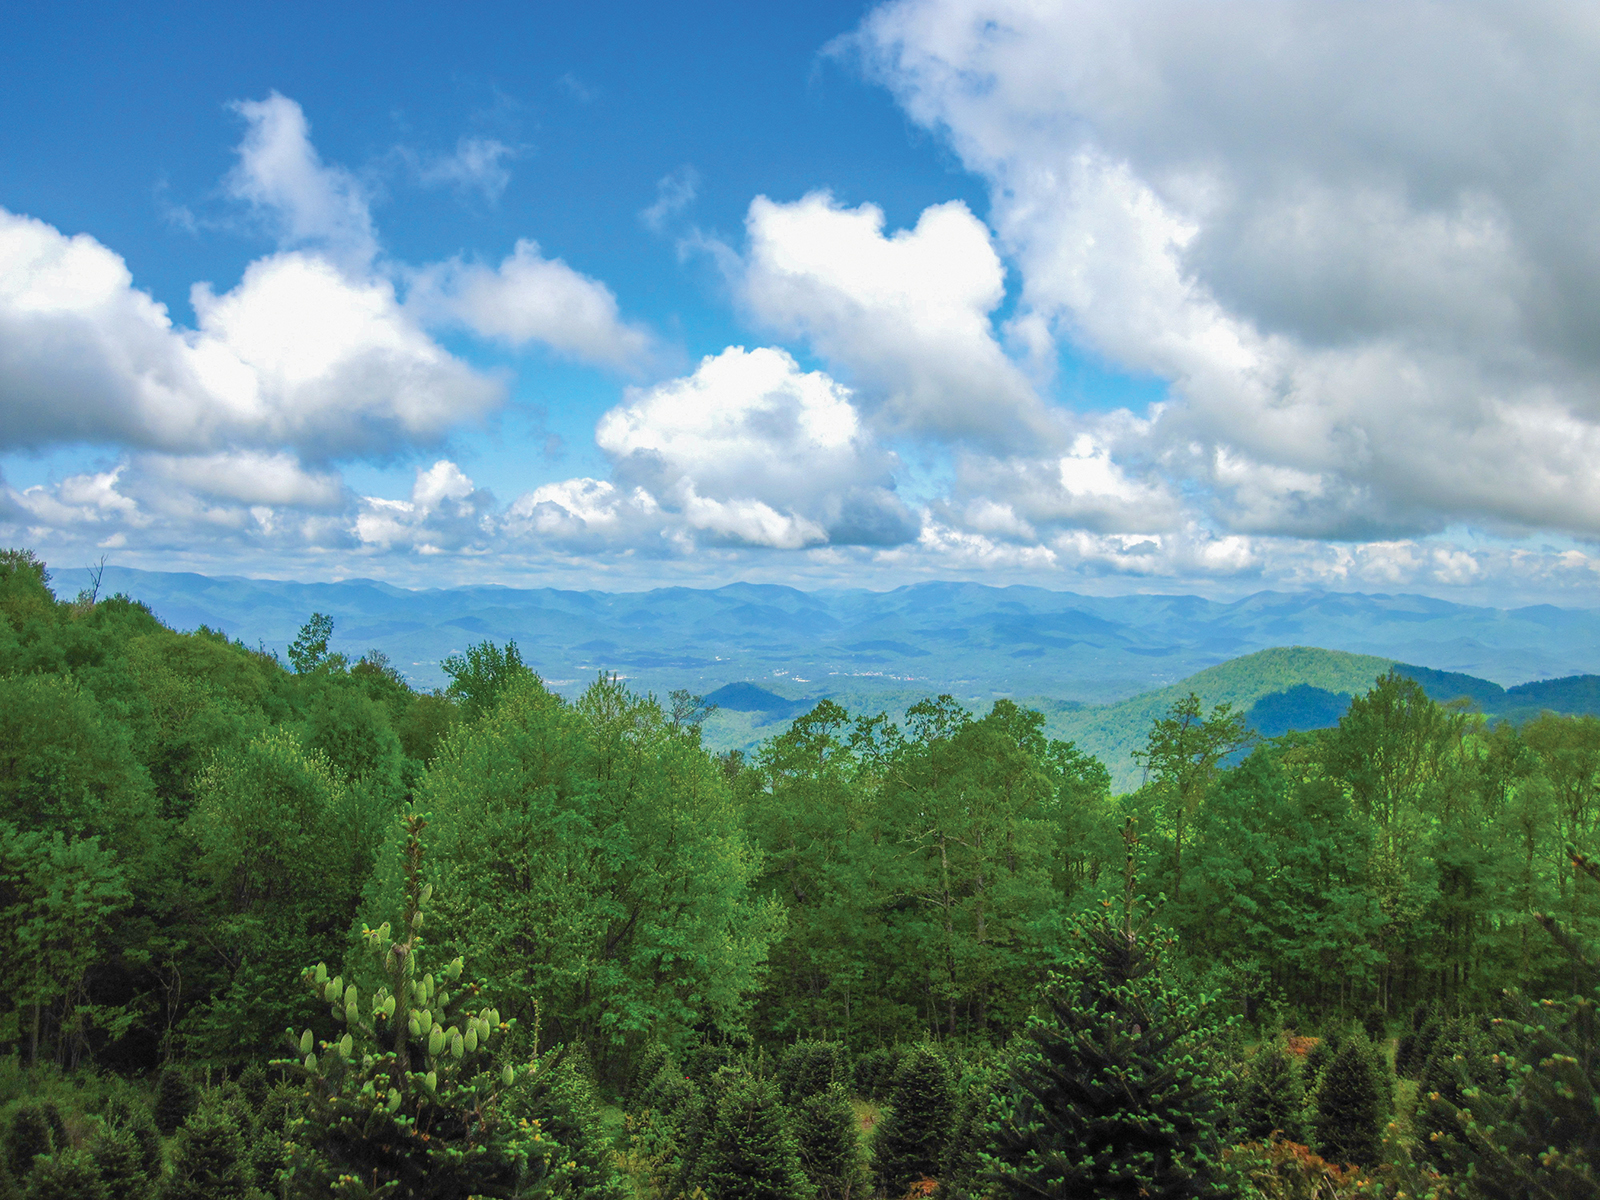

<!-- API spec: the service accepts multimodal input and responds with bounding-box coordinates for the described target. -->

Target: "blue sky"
[4,1,1600,604]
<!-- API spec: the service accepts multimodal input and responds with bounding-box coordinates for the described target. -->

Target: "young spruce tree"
[871,1045,956,1196]
[1237,1037,1305,1143]
[1311,1039,1383,1168]
[988,821,1229,1200]
[699,1072,812,1200]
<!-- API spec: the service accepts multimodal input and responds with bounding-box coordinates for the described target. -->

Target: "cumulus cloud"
[591,345,916,548]
[740,191,1059,450]
[0,210,502,458]
[846,0,1600,539]
[407,240,654,368]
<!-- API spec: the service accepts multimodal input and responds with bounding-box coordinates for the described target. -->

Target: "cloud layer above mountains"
[7,8,1600,600]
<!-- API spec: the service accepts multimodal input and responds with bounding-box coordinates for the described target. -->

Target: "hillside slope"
[1046,647,1395,790]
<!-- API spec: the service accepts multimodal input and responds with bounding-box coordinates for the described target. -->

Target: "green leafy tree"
[288,614,336,675]
[440,640,529,724]
[401,672,781,1077]
[988,824,1229,1200]
[1132,693,1253,903]
[871,1045,955,1196]
[0,824,133,1066]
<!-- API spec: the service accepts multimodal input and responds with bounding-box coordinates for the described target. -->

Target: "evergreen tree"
[1311,1039,1383,1168]
[988,823,1228,1200]
[103,1095,163,1183]
[24,1148,109,1200]
[1431,990,1599,1200]
[1301,1027,1343,1090]
[154,1067,198,1135]
[506,1051,630,1200]
[1414,1015,1498,1174]
[852,1048,900,1101]
[778,1040,849,1103]
[3,1104,56,1184]
[871,1045,956,1196]
[275,806,556,1199]
[88,1120,152,1200]
[790,1083,862,1200]
[699,1073,812,1200]
[1237,1038,1305,1143]
[160,1102,252,1200]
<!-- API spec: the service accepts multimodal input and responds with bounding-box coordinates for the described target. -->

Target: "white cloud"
[847,0,1600,539]
[740,191,1059,450]
[641,166,699,231]
[227,93,377,265]
[408,239,653,368]
[408,136,517,203]
[0,209,502,459]
[590,345,916,548]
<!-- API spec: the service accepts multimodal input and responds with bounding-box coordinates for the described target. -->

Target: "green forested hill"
[1043,646,1397,790]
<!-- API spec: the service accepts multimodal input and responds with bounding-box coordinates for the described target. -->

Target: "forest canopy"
[1,546,1595,1199]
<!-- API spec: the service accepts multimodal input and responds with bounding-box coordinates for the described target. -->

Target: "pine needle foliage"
[1237,1037,1305,1143]
[272,807,562,1199]
[160,1102,252,1200]
[789,1083,863,1200]
[700,1072,812,1200]
[871,1045,956,1197]
[1311,1039,1383,1168]
[1428,991,1600,1200]
[988,821,1229,1200]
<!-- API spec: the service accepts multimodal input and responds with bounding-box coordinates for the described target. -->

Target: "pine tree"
[1431,991,1599,1200]
[778,1040,850,1104]
[988,821,1229,1200]
[3,1104,56,1184]
[89,1120,152,1200]
[1414,1015,1497,1174]
[1237,1038,1305,1143]
[160,1104,251,1200]
[154,1068,199,1136]
[24,1148,109,1200]
[699,1073,812,1200]
[871,1045,956,1196]
[103,1095,163,1183]
[790,1083,862,1200]
[1311,1040,1382,1168]
[274,806,559,1199]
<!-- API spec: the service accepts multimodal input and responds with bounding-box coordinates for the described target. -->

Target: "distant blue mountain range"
[45,566,1600,788]
[51,566,1600,711]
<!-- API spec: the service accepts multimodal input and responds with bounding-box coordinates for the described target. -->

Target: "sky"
[5,1,1600,604]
